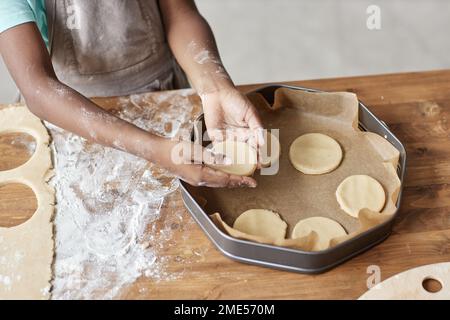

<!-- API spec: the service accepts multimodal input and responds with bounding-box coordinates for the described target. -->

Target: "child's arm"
[0,22,256,188]
[160,0,264,147]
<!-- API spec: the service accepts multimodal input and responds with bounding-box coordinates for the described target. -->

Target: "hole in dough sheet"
[0,133,36,171]
[422,277,443,293]
[0,183,37,227]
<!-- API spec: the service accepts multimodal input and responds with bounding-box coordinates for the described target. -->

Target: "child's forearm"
[26,79,163,161]
[160,0,234,95]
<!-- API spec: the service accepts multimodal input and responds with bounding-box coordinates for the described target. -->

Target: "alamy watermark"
[171,125,280,175]
[366,5,381,30]
[366,264,381,289]
[66,4,81,30]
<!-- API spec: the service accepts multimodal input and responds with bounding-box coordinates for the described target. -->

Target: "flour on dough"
[233,209,287,240]
[289,133,342,175]
[291,216,347,251]
[209,140,257,176]
[336,175,386,217]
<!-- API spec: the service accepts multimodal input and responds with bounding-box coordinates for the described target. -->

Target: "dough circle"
[209,140,257,176]
[233,209,287,240]
[336,175,386,217]
[291,217,347,251]
[289,133,342,175]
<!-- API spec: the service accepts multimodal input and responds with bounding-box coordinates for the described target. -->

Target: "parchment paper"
[191,88,401,251]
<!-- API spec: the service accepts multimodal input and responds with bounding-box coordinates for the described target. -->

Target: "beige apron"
[45,0,189,97]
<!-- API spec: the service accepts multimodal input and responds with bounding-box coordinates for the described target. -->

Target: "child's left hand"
[201,87,264,151]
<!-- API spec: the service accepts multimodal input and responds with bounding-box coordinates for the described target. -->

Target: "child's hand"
[155,139,257,188]
[201,87,264,150]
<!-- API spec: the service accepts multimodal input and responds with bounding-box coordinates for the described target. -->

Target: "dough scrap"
[336,175,386,218]
[0,106,55,299]
[291,217,347,251]
[289,133,342,175]
[209,140,257,176]
[233,209,287,240]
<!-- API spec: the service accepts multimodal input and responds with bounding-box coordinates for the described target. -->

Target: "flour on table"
[48,89,199,299]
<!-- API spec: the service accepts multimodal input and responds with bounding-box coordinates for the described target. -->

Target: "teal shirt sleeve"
[0,0,48,47]
[0,0,36,33]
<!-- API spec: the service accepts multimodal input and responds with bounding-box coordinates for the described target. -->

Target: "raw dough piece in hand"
[233,209,287,240]
[289,133,342,175]
[336,175,386,217]
[291,217,347,251]
[209,141,257,176]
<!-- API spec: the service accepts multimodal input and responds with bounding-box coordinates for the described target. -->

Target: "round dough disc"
[209,141,257,176]
[336,175,386,218]
[291,217,347,251]
[233,209,287,240]
[289,133,343,175]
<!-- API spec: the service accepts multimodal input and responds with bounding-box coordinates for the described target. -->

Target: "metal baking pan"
[179,84,406,274]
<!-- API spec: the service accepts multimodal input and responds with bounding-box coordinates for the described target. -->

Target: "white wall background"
[1,0,449,102]
[196,0,450,84]
[0,57,18,103]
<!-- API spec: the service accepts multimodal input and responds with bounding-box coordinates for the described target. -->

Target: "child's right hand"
[155,139,257,188]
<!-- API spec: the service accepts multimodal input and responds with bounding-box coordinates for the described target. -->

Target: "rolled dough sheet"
[233,209,287,240]
[0,106,55,299]
[209,140,257,176]
[336,175,386,218]
[291,217,347,251]
[289,133,343,175]
[359,262,450,300]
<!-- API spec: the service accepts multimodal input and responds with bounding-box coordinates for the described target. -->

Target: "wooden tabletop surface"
[1,70,450,299]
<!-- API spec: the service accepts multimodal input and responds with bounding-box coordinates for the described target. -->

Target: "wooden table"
[1,70,450,299]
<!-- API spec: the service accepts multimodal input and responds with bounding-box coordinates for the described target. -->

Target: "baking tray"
[180,84,406,274]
